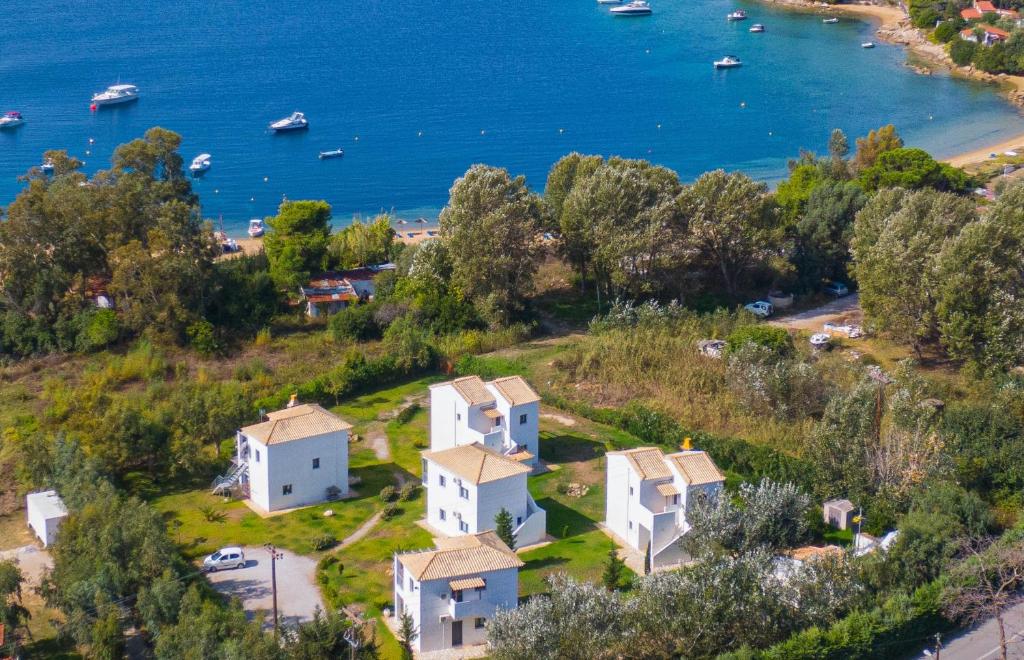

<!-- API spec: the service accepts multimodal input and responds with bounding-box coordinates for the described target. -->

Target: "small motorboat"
[91,84,140,107]
[714,55,743,68]
[749,23,765,32]
[40,160,55,174]
[0,111,25,129]
[823,17,839,23]
[248,218,265,238]
[269,111,309,132]
[727,9,747,20]
[861,41,875,48]
[189,153,212,175]
[610,0,652,15]
[597,0,622,4]
[809,333,832,350]
[318,148,345,160]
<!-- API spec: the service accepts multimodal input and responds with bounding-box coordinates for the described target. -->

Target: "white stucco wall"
[245,429,348,512]
[423,459,538,541]
[396,559,519,653]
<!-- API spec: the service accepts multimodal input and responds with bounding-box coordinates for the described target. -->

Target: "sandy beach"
[945,134,1024,168]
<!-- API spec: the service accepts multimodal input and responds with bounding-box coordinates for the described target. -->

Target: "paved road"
[769,293,861,332]
[915,601,1024,660]
[206,546,324,630]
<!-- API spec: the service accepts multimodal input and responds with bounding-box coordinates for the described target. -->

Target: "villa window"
[629,520,633,530]
[516,516,522,526]
[408,577,414,591]
[396,563,404,584]
[475,617,486,629]
[629,486,634,496]
[459,486,470,500]
[440,509,447,521]
[459,520,469,533]
[672,494,680,505]
[312,457,320,470]
[440,475,447,487]
[282,484,293,495]
[519,413,528,425]
[457,413,462,421]
[255,449,260,463]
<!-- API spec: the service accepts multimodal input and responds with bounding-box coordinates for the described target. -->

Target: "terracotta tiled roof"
[398,531,523,581]
[656,483,681,496]
[242,404,352,445]
[483,408,503,420]
[666,450,725,486]
[961,7,983,19]
[976,0,997,12]
[489,376,541,406]
[448,576,486,590]
[789,545,844,562]
[609,447,673,480]
[422,443,531,484]
[434,376,496,406]
[980,23,1010,36]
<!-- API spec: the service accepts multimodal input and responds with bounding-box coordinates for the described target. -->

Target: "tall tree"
[494,507,516,550]
[329,215,396,269]
[680,170,781,296]
[793,179,867,288]
[439,165,543,324]
[852,124,903,172]
[601,545,626,590]
[858,147,970,193]
[264,200,333,291]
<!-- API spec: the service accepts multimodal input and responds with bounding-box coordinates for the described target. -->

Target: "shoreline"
[760,0,1024,168]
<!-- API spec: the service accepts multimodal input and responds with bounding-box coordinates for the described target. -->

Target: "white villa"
[605,446,725,569]
[227,400,352,513]
[429,375,540,467]
[394,531,523,653]
[422,443,546,547]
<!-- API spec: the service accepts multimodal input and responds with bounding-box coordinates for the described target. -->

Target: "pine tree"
[494,508,516,550]
[398,610,418,660]
[601,545,625,590]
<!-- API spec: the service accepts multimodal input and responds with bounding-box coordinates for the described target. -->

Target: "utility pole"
[934,632,942,660]
[264,544,284,640]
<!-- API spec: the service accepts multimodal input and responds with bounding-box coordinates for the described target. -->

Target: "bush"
[76,308,120,352]
[328,302,381,342]
[186,319,221,357]
[379,485,397,502]
[934,21,958,42]
[198,505,226,523]
[725,325,793,357]
[382,502,401,520]
[398,482,420,502]
[395,402,421,425]
[950,37,979,66]
[311,534,337,551]
[318,555,339,571]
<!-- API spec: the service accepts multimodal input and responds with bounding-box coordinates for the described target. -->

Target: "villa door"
[452,620,463,646]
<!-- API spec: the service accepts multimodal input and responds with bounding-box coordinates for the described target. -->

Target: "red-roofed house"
[298,263,395,317]
[975,0,998,12]
[961,7,983,19]
[961,23,1011,44]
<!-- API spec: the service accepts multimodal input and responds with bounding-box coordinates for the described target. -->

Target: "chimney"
[287,393,298,408]
[681,437,693,451]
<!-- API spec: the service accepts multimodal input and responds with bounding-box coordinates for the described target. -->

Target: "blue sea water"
[1,0,1022,234]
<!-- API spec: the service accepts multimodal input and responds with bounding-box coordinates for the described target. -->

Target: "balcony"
[448,596,497,620]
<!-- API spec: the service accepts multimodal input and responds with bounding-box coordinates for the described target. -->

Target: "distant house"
[961,7,983,20]
[299,264,395,317]
[421,443,546,547]
[823,498,856,530]
[604,446,725,570]
[232,400,352,512]
[394,531,522,653]
[975,0,998,12]
[961,23,1011,44]
[429,375,541,467]
[26,490,68,547]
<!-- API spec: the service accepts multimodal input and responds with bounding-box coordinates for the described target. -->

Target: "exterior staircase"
[211,461,248,496]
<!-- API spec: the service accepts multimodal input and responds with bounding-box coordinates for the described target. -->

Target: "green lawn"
[153,447,394,559]
[384,406,429,476]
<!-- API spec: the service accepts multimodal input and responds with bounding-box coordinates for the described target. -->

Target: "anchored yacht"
[269,112,309,132]
[0,111,24,129]
[91,84,140,107]
[610,1,652,15]
[714,55,743,68]
[189,153,212,175]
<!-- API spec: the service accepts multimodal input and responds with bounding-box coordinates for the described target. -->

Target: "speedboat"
[0,111,24,129]
[714,55,743,68]
[189,153,212,175]
[749,23,765,32]
[269,112,308,132]
[861,41,875,48]
[90,84,139,107]
[597,0,622,4]
[610,1,652,15]
[727,9,747,20]
[823,17,839,23]
[318,148,345,160]
[248,218,265,238]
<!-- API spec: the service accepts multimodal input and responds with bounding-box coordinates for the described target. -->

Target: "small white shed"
[26,490,68,547]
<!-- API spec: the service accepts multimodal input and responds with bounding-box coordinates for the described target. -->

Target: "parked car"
[203,546,246,572]
[744,301,774,318]
[824,281,849,297]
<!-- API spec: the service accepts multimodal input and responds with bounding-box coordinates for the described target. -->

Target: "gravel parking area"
[205,546,324,629]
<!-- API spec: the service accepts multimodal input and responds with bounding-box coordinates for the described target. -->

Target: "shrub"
[318,555,339,571]
[725,325,793,357]
[382,502,401,520]
[950,37,978,66]
[75,308,120,352]
[934,21,958,42]
[328,302,381,342]
[379,485,397,502]
[186,319,221,357]
[311,534,338,551]
[395,402,421,425]
[398,482,419,502]
[198,505,226,523]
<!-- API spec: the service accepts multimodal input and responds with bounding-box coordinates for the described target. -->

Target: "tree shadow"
[523,555,570,571]
[539,432,605,464]
[535,497,597,538]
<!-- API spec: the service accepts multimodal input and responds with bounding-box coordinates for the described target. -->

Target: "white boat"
[269,111,308,132]
[0,111,24,129]
[823,17,839,23]
[727,9,747,20]
[189,153,212,175]
[597,0,622,4]
[248,218,265,238]
[318,148,345,160]
[40,160,54,174]
[861,41,875,48]
[749,23,765,32]
[91,84,140,107]
[610,1,652,15]
[714,55,743,68]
